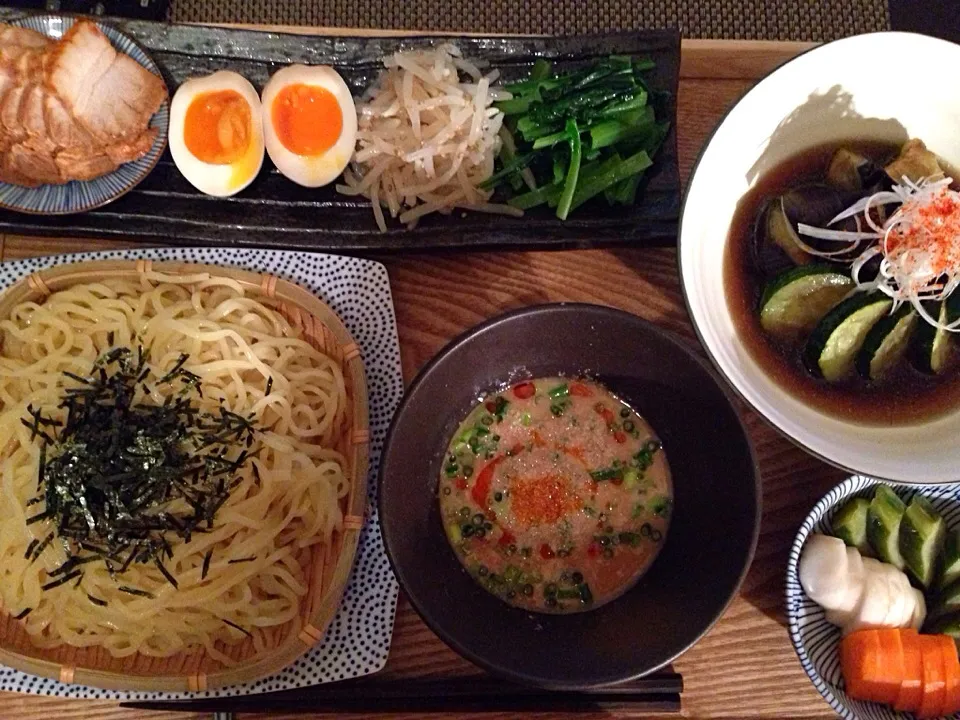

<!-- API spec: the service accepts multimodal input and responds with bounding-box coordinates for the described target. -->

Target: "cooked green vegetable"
[925,611,960,638]
[931,579,960,621]
[556,119,582,220]
[910,298,960,375]
[940,529,960,590]
[490,55,668,219]
[804,292,893,381]
[856,304,917,381]
[899,496,946,588]
[831,497,872,556]
[759,265,853,340]
[867,485,907,570]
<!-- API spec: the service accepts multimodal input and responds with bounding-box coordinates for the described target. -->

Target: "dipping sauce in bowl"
[439,376,672,613]
[380,303,759,688]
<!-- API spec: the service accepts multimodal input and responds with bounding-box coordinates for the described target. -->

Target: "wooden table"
[0,37,849,720]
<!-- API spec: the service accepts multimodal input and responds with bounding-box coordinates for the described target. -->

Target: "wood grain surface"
[0,38,842,720]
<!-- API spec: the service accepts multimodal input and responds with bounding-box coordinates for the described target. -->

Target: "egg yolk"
[271,84,343,157]
[183,90,252,165]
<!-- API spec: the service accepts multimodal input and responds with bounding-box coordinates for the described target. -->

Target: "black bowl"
[379,303,760,689]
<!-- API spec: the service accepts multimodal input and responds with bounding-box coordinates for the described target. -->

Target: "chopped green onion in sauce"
[439,376,672,614]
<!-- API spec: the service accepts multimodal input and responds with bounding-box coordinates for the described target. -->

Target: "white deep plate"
[0,247,402,700]
[679,32,960,484]
[787,475,960,720]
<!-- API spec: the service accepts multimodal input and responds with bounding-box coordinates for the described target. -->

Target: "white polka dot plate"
[0,15,169,215]
[0,247,402,700]
[787,475,960,720]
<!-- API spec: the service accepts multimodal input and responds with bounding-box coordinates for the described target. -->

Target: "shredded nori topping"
[118,585,155,599]
[41,569,82,591]
[24,347,256,593]
[221,617,252,638]
[201,548,213,580]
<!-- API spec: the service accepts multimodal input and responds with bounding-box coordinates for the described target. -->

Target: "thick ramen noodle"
[0,270,349,663]
[439,377,672,613]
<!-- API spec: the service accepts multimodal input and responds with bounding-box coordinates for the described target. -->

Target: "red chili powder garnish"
[888,188,960,277]
[509,474,582,527]
[559,444,587,464]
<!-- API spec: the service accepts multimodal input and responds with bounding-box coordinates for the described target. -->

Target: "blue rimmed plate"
[787,475,960,720]
[0,14,168,215]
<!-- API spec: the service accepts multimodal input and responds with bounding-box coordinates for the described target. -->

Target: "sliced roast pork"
[46,21,166,144]
[0,20,167,187]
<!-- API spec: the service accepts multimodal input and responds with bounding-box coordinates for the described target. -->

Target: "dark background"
[1,0,891,40]
[6,0,168,19]
[888,0,960,42]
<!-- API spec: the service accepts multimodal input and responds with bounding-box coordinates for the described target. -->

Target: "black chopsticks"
[121,672,683,715]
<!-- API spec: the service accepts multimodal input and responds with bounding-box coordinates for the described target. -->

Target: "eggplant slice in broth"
[752,184,869,278]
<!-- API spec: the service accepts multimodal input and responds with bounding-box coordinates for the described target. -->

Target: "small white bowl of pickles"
[788,475,960,719]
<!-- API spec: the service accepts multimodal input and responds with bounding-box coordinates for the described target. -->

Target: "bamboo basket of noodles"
[0,260,369,691]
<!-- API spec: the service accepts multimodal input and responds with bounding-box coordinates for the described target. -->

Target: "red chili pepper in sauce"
[513,382,536,399]
[614,430,627,444]
[470,456,503,508]
[499,530,516,547]
[594,403,615,425]
[539,543,555,559]
[485,400,496,413]
[587,542,600,558]
[455,477,467,490]
[569,382,592,397]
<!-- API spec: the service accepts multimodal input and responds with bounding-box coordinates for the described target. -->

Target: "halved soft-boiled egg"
[261,65,357,188]
[169,71,265,197]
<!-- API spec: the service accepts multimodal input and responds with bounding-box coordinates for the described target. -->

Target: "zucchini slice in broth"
[856,304,917,381]
[910,298,960,375]
[804,292,893,382]
[759,265,853,340]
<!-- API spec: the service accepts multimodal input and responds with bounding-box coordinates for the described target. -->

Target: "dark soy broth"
[724,141,960,425]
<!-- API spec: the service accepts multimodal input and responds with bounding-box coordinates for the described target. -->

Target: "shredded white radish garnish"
[798,176,960,331]
[338,44,522,232]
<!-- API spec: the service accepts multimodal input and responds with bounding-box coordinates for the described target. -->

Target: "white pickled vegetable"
[823,548,867,627]
[880,563,911,626]
[896,580,918,628]
[799,534,852,609]
[800,533,923,635]
[848,561,893,631]
[910,588,927,630]
[841,547,867,612]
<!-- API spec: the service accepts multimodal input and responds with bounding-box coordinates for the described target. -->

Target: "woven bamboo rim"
[0,260,370,692]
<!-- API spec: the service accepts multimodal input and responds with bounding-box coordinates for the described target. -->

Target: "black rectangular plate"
[0,10,680,252]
